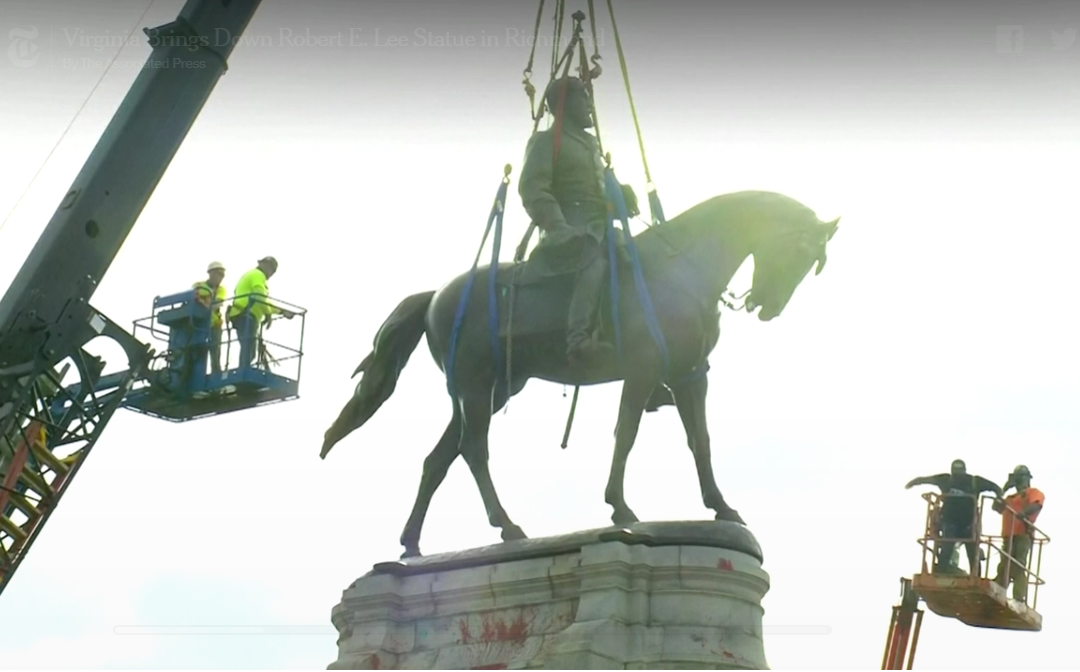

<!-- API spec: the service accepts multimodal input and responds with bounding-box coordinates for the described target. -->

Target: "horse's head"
[746,214,839,321]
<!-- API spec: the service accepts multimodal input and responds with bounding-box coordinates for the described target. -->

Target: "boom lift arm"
[0,0,265,598]
[882,578,923,669]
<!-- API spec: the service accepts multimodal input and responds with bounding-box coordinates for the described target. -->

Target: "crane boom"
[0,0,265,599]
[0,0,262,366]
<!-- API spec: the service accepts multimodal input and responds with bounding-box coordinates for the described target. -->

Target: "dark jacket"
[907,473,1004,526]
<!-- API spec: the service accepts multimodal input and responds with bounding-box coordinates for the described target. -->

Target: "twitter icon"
[1051,27,1076,49]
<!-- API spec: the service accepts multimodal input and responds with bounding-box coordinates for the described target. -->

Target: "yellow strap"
[605,0,653,184]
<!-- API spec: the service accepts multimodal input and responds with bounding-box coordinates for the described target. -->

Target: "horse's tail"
[320,290,435,459]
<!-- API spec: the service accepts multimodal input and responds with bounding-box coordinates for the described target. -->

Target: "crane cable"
[0,0,158,242]
[550,0,565,79]
[506,0,574,413]
[523,0,578,134]
[520,0,545,122]
[604,0,665,225]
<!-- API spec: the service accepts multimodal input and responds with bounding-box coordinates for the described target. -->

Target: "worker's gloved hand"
[991,498,1005,513]
[281,309,296,320]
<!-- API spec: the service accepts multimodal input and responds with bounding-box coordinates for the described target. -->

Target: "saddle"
[490,249,679,414]
[492,244,632,343]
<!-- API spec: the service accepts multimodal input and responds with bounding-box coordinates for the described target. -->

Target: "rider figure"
[518,75,637,368]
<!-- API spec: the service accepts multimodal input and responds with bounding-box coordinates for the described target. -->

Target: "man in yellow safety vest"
[228,256,294,369]
[193,260,227,374]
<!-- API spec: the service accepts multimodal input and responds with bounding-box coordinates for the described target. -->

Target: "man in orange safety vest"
[992,465,1044,603]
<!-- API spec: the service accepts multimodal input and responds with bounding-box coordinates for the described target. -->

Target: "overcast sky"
[1,0,1078,668]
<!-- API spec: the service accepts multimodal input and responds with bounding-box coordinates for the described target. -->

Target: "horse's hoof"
[715,509,746,526]
[611,510,639,527]
[400,546,421,559]
[501,525,528,542]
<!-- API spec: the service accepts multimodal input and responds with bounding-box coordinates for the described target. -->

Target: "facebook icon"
[997,25,1023,52]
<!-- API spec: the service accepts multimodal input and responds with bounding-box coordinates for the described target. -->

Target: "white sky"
[1,0,1078,669]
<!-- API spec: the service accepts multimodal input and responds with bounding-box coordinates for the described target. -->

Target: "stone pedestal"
[328,521,769,670]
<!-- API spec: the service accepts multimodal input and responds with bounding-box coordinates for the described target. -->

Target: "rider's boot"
[567,254,615,368]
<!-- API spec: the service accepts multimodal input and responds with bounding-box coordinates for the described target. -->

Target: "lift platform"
[49,289,307,423]
[2,289,307,592]
[911,492,1046,631]
[881,492,1049,669]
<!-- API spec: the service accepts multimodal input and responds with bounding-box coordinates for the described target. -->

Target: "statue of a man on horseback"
[320,72,841,558]
[518,76,639,369]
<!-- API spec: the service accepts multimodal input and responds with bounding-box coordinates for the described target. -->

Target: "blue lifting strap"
[446,173,510,400]
[603,168,670,378]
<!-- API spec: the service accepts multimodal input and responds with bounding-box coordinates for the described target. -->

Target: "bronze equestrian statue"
[519,76,633,369]
[321,77,841,559]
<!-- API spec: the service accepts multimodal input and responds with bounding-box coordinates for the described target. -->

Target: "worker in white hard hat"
[193,261,227,375]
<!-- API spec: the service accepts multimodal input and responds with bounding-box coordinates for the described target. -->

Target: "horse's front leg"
[669,371,745,525]
[604,377,655,526]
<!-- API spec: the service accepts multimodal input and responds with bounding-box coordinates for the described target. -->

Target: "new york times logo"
[7,26,40,67]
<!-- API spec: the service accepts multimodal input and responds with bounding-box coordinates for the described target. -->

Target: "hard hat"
[207,261,226,273]
[258,256,278,267]
[1011,464,1032,477]
[951,459,966,470]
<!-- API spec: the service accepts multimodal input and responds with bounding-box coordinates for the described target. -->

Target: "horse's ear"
[822,217,840,241]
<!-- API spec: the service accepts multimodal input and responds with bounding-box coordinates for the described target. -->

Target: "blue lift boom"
[0,0,307,599]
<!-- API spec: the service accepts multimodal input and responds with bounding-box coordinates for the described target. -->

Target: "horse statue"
[321,189,840,558]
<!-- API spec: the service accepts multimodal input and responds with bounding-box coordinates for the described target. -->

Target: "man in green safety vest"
[228,256,295,369]
[518,75,640,370]
[193,260,227,375]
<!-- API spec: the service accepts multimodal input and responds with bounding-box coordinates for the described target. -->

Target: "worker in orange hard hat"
[992,465,1044,603]
[193,260,227,375]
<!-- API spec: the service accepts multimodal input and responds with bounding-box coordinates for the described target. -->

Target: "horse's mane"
[634,190,820,243]
[628,190,822,273]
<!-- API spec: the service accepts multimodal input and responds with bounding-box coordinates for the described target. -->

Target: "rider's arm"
[518,130,566,231]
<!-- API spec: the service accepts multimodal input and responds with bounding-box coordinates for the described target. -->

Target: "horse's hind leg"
[669,372,745,525]
[399,412,463,558]
[459,390,526,542]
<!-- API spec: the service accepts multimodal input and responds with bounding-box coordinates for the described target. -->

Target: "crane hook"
[588,54,603,80]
